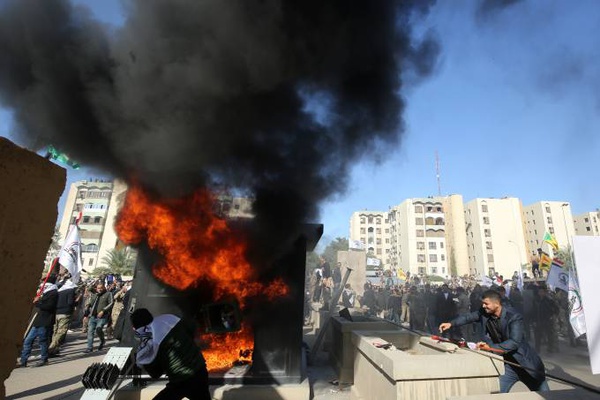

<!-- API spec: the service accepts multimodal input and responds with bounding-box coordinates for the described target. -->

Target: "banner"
[573,236,599,374]
[546,264,568,292]
[366,257,381,267]
[568,268,586,338]
[349,240,365,250]
[58,224,83,284]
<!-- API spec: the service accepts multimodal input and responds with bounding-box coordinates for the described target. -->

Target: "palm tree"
[101,247,135,276]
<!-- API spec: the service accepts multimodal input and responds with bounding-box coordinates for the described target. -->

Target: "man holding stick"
[439,290,549,393]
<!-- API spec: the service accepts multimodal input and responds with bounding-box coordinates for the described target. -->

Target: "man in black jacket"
[131,308,210,400]
[19,275,59,367]
[439,290,549,393]
[84,282,113,352]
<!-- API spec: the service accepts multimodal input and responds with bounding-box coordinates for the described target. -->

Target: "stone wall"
[0,138,66,399]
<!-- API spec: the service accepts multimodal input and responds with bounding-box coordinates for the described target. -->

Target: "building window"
[429,254,438,262]
[368,216,373,224]
[360,218,365,224]
[418,254,426,263]
[88,258,94,266]
[418,267,426,275]
[549,227,554,234]
[417,241,425,250]
[415,206,423,213]
[376,218,381,225]
[440,242,444,249]
[431,267,438,274]
[416,218,424,225]
[428,242,437,250]
[545,206,551,213]
[587,227,591,232]
[483,217,490,224]
[484,229,491,237]
[368,227,374,233]
[360,228,365,234]
[437,207,442,212]
[547,217,553,224]
[486,241,493,250]
[376,249,382,255]
[385,238,390,244]
[368,237,374,244]
[482,204,488,212]
[416,230,424,237]
[94,216,102,224]
[425,217,435,225]
[376,238,381,245]
[427,206,433,212]
[83,216,90,223]
[442,267,446,274]
[385,229,390,234]
[585,217,589,223]
[376,228,381,234]
[441,255,446,261]
[487,254,494,262]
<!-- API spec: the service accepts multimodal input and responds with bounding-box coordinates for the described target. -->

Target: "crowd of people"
[308,266,581,354]
[17,266,132,368]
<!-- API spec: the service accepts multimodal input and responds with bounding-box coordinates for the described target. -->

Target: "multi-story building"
[574,212,600,236]
[349,211,390,260]
[388,197,448,277]
[441,195,470,277]
[464,198,528,279]
[523,201,575,256]
[58,179,124,271]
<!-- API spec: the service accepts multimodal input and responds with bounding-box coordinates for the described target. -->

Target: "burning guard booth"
[119,223,323,389]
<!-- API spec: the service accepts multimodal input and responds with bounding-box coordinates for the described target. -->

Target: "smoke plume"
[0,0,439,243]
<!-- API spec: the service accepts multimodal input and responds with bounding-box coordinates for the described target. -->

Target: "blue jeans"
[500,364,550,393]
[21,326,49,364]
[87,316,107,350]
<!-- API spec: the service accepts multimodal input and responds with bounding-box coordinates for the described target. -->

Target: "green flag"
[46,145,80,169]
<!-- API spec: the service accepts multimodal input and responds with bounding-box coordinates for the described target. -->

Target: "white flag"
[517,271,524,291]
[569,268,587,338]
[546,264,568,292]
[480,275,494,287]
[349,240,365,250]
[59,224,83,284]
[366,257,381,267]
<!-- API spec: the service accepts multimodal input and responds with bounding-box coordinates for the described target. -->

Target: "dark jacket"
[33,288,58,328]
[56,288,76,315]
[143,319,207,383]
[451,306,546,381]
[435,291,457,322]
[87,291,114,318]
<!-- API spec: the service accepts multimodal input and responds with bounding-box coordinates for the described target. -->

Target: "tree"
[320,237,349,266]
[306,251,320,272]
[101,247,135,276]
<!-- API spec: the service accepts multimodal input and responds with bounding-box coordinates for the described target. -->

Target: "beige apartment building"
[58,179,122,271]
[523,201,575,257]
[574,212,600,236]
[464,198,528,279]
[349,211,390,260]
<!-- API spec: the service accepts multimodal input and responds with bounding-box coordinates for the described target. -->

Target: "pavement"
[4,326,600,399]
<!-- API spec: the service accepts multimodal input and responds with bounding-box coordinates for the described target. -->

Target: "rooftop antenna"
[435,151,441,196]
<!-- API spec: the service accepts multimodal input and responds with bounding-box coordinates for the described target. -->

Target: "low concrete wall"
[330,316,401,384]
[351,331,503,400]
[0,138,66,399]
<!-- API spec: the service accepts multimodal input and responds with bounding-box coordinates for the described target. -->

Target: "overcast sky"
[2,0,599,247]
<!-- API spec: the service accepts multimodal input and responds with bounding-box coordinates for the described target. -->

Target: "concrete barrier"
[351,331,503,400]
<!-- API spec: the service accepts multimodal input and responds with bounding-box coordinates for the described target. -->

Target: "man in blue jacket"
[439,290,549,393]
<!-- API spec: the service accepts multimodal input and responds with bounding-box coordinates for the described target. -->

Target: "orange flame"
[116,184,289,370]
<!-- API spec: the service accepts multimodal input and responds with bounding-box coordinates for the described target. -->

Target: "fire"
[116,184,289,370]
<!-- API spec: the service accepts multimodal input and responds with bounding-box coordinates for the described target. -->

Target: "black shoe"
[83,348,93,354]
[34,359,48,367]
[15,362,27,368]
[98,341,105,351]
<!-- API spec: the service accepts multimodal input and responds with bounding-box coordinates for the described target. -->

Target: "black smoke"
[0,0,439,248]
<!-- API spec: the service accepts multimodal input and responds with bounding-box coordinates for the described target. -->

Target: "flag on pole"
[539,250,553,271]
[543,231,559,251]
[349,239,365,250]
[397,269,407,281]
[46,145,80,169]
[59,224,83,284]
[546,263,568,292]
[517,271,524,291]
[568,269,587,338]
